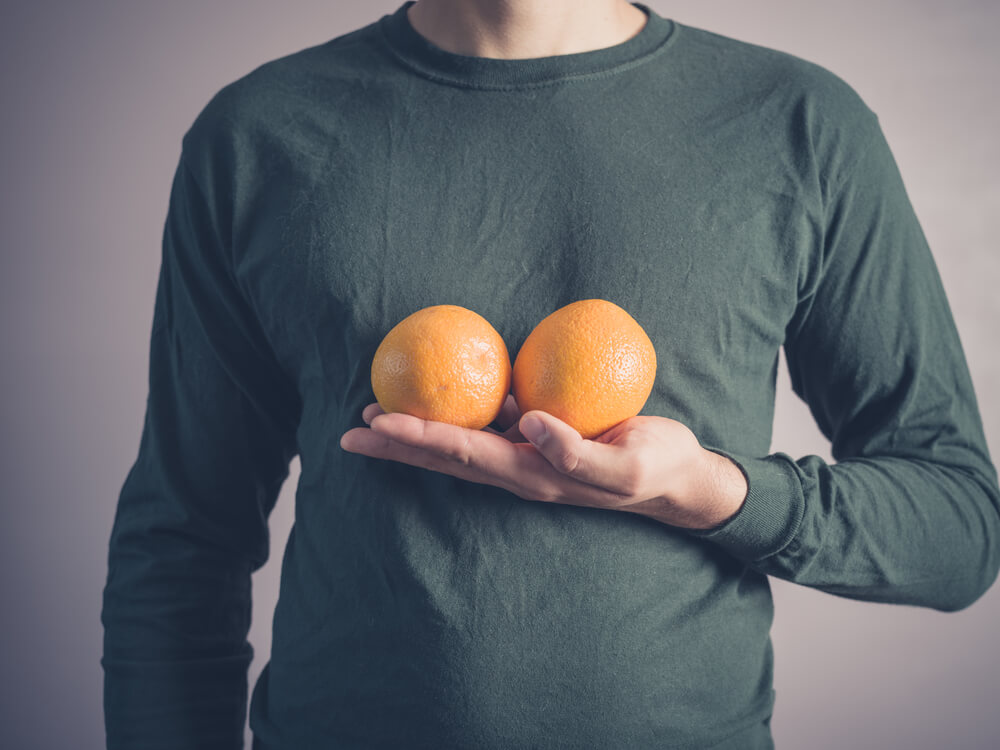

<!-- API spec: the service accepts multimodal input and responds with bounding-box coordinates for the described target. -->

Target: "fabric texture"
[102,2,1000,748]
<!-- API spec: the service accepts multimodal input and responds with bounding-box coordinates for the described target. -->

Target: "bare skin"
[406,0,650,59]
[341,0,749,530]
[342,395,748,531]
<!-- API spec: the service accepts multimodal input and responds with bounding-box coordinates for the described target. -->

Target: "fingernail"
[520,415,547,445]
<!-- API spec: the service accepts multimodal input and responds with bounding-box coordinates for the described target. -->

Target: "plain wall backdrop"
[1,1,997,748]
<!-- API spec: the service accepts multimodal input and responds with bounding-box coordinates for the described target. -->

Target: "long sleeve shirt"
[102,2,1000,748]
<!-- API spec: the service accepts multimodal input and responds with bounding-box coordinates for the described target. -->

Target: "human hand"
[340,396,747,530]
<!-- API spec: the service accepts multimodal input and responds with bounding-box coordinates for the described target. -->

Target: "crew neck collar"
[378,1,676,90]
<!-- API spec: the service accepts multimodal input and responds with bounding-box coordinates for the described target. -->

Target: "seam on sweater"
[785,116,883,349]
[374,18,678,92]
[823,109,882,200]
[176,149,304,428]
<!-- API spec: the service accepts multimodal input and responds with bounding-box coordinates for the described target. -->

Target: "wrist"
[682,448,748,530]
[629,446,748,530]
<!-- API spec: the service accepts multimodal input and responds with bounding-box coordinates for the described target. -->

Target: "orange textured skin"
[512,299,657,439]
[371,305,512,430]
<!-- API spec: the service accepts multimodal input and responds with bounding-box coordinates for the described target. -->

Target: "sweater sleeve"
[101,151,300,748]
[691,113,1000,612]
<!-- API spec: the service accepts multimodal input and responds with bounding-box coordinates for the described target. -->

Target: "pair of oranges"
[370,299,657,440]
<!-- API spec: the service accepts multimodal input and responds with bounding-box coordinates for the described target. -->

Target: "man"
[102,1,1000,748]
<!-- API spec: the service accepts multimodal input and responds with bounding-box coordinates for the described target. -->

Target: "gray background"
[1,1,997,748]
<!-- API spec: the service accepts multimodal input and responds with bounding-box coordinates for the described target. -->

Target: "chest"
[234,92,817,449]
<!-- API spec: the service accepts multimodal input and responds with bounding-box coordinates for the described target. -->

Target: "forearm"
[690,450,1000,611]
[102,493,255,749]
[685,107,1000,612]
[103,148,299,748]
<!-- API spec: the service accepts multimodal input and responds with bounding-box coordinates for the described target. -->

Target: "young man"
[102,1,1000,747]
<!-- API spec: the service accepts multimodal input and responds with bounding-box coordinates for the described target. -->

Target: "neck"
[406,0,648,59]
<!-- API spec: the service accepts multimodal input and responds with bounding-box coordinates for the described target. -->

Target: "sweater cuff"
[102,652,251,750]
[686,450,804,562]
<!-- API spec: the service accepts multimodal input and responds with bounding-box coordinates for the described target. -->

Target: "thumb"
[518,411,609,486]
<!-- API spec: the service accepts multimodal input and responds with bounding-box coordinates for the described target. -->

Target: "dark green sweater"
[102,2,1000,748]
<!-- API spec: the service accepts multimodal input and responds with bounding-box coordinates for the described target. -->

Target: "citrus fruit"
[371,305,512,430]
[512,299,656,439]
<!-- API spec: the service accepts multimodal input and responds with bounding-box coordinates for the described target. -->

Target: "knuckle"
[530,483,561,504]
[451,433,474,465]
[552,448,580,474]
[541,488,564,504]
[600,492,630,510]
[425,421,473,465]
[618,461,645,496]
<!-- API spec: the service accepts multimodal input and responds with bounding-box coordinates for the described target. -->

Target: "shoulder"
[179,18,388,169]
[672,23,884,189]
[674,22,873,119]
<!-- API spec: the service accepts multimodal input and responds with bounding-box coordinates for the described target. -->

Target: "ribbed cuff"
[102,652,251,750]
[686,450,804,562]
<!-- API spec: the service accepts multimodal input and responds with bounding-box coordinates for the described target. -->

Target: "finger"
[517,410,637,492]
[368,412,596,499]
[370,412,516,470]
[344,419,539,496]
[500,423,527,443]
[481,422,523,442]
[342,426,502,484]
[345,419,632,509]
[362,402,385,425]
[340,425,392,454]
[492,393,522,432]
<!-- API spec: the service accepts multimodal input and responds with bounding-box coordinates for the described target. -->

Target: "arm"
[690,114,1000,611]
[341,113,999,613]
[102,153,300,748]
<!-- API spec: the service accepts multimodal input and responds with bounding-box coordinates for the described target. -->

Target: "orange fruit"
[371,305,512,430]
[512,299,656,439]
